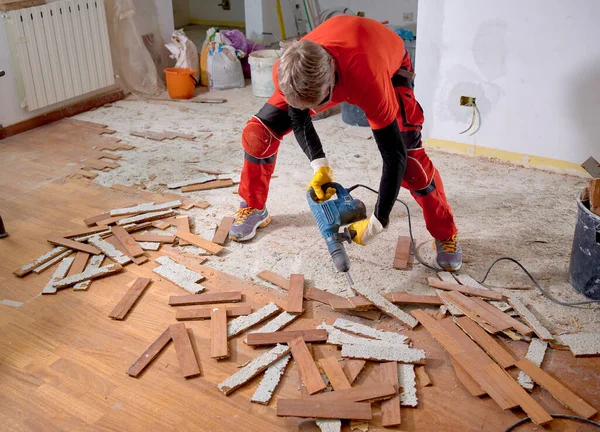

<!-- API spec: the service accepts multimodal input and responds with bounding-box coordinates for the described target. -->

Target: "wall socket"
[460,96,476,106]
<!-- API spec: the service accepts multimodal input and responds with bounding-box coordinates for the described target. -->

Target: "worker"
[229,15,462,271]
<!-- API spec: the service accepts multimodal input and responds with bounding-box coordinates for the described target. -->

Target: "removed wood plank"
[515,359,597,418]
[117,210,175,226]
[319,357,351,390]
[482,363,552,425]
[53,263,124,289]
[175,230,224,255]
[227,302,280,338]
[380,362,401,426]
[427,278,503,301]
[557,332,600,357]
[351,284,418,328]
[84,212,111,227]
[393,236,413,270]
[288,336,327,394]
[328,295,374,311]
[175,215,191,246]
[332,318,409,344]
[468,296,532,335]
[246,330,327,346]
[176,305,252,321]
[251,354,292,405]
[415,365,432,387]
[41,257,74,295]
[63,225,111,238]
[507,297,554,341]
[517,338,548,391]
[88,235,131,265]
[47,236,100,255]
[73,255,104,291]
[287,274,305,314]
[108,277,151,320]
[33,249,74,274]
[74,169,98,179]
[104,235,147,265]
[257,270,290,289]
[450,356,485,397]
[342,360,366,384]
[398,363,418,407]
[434,272,464,316]
[439,291,503,334]
[217,344,291,395]
[212,216,234,245]
[454,316,515,369]
[109,200,181,216]
[211,307,229,359]
[169,291,242,306]
[110,226,145,257]
[309,383,397,403]
[138,242,160,251]
[182,179,234,192]
[153,255,205,293]
[384,291,443,306]
[249,311,300,334]
[277,400,371,421]
[167,174,217,189]
[341,343,425,364]
[126,327,172,377]
[66,252,90,277]
[131,233,175,243]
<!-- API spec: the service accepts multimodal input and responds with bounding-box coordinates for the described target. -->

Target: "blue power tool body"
[307,182,367,284]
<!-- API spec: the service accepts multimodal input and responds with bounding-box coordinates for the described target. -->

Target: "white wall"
[173,0,190,28]
[190,0,245,24]
[416,0,600,164]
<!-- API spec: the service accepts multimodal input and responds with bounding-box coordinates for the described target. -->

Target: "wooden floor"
[0,121,598,431]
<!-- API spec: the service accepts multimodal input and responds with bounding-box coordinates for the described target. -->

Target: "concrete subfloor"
[75,86,599,334]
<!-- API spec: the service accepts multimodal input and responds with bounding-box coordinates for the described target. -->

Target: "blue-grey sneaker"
[434,233,463,271]
[229,203,271,242]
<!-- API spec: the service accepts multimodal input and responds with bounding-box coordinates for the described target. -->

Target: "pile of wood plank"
[11,193,599,431]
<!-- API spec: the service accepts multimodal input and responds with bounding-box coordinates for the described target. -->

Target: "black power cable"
[347,183,600,307]
[504,414,600,431]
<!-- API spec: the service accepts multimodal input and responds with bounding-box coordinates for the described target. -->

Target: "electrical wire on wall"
[459,96,481,135]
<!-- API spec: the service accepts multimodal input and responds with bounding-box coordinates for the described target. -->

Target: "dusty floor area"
[75,86,599,333]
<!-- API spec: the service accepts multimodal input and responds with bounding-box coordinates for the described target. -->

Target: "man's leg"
[230,103,291,242]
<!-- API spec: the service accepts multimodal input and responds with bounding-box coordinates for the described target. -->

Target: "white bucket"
[248,49,282,97]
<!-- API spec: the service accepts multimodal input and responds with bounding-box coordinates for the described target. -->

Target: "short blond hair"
[278,40,334,109]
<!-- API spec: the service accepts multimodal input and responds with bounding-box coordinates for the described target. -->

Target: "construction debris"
[398,363,418,407]
[108,277,152,320]
[117,209,176,226]
[557,332,600,357]
[33,249,74,274]
[249,311,300,334]
[42,257,74,294]
[517,338,548,390]
[153,256,205,293]
[217,344,290,395]
[250,354,291,404]
[73,254,104,290]
[351,284,418,328]
[53,263,123,289]
[109,200,181,216]
[341,343,425,363]
[277,399,372,421]
[415,365,432,387]
[332,318,408,344]
[227,302,280,338]
[507,297,554,341]
[88,235,132,265]
[316,419,341,432]
[138,241,161,251]
[13,246,69,276]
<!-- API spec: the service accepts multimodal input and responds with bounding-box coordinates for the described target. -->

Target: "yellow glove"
[349,214,385,246]
[308,162,336,202]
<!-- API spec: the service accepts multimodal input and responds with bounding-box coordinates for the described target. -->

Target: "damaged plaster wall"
[415,0,600,164]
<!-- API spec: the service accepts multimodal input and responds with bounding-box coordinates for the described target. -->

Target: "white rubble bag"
[166,29,199,80]
[207,45,245,91]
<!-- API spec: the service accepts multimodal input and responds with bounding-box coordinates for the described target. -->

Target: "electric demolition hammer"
[307,182,367,286]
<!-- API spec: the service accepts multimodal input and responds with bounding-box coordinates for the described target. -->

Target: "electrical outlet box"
[403,12,414,22]
[460,96,476,106]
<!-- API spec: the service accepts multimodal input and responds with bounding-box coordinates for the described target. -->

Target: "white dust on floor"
[75,87,599,333]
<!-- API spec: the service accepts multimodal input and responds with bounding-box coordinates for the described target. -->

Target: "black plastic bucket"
[568,192,600,299]
[341,102,369,127]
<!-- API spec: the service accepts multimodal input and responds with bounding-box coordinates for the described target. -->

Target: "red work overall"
[239,16,457,241]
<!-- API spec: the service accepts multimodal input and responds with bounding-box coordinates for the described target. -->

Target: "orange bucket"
[164,68,198,99]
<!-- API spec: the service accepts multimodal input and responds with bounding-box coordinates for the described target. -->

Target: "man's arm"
[288,106,326,162]
[372,119,407,227]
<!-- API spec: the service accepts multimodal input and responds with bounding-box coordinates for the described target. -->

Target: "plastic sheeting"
[104,0,166,95]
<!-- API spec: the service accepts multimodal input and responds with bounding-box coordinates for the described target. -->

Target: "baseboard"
[425,138,588,177]
[0,89,125,140]
[188,18,245,28]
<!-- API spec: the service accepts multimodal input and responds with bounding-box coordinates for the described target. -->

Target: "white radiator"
[4,0,114,111]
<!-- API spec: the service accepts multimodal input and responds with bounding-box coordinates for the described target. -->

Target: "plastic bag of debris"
[207,45,245,91]
[166,29,200,81]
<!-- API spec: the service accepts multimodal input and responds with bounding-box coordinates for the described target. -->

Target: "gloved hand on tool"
[308,158,336,202]
[349,214,386,246]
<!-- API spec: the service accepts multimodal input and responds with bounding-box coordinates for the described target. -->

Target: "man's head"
[278,40,335,110]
